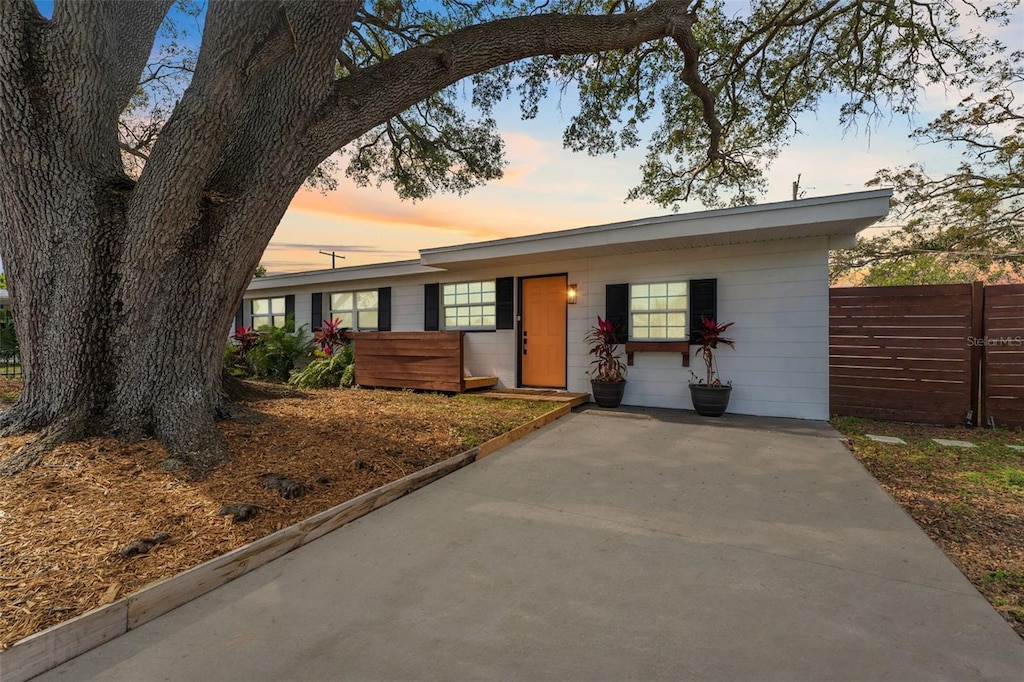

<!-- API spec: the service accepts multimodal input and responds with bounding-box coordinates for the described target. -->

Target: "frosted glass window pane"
[252,315,269,329]
[650,297,667,310]
[668,296,686,309]
[252,299,268,315]
[482,281,495,293]
[482,316,495,327]
[331,292,352,310]
[650,327,667,339]
[469,292,481,304]
[631,284,649,298]
[668,313,686,326]
[359,311,378,329]
[632,296,649,311]
[271,298,286,311]
[668,282,687,296]
[650,313,666,327]
[332,312,353,328]
[650,283,667,297]
[357,291,377,309]
[272,315,286,329]
[633,314,649,327]
[444,294,456,305]
[445,316,457,327]
[669,326,686,338]
[633,328,649,339]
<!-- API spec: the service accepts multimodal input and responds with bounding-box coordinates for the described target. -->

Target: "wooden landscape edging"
[0,402,573,682]
[477,403,571,458]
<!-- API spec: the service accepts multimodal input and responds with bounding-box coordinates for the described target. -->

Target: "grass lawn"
[0,380,556,649]
[833,416,1024,639]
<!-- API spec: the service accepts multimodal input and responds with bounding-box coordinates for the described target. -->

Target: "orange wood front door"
[521,275,567,388]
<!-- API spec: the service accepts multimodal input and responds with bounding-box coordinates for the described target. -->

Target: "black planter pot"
[591,380,626,408]
[689,384,732,417]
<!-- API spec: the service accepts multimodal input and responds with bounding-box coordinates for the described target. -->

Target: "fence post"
[970,281,985,426]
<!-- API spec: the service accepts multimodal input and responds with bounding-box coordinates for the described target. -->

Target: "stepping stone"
[932,439,975,448]
[866,435,906,444]
[1007,445,1024,452]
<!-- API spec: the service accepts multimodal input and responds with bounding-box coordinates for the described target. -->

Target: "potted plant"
[689,316,735,417]
[586,315,627,408]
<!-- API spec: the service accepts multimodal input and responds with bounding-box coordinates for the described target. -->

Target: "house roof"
[247,259,443,291]
[419,189,892,270]
[247,189,891,289]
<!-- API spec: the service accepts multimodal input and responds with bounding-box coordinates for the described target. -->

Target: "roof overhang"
[419,189,892,270]
[246,259,444,291]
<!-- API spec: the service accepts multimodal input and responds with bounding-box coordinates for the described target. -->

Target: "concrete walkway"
[38,409,1024,681]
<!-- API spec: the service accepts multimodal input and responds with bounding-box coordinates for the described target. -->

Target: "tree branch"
[309,0,704,161]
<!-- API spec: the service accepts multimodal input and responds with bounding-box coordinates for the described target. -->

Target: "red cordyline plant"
[586,315,627,383]
[693,316,735,386]
[314,318,350,355]
[230,325,263,358]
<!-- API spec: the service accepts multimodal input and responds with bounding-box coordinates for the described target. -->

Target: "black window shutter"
[605,283,629,344]
[689,278,717,342]
[284,294,296,332]
[377,287,392,331]
[424,283,440,331]
[234,301,244,331]
[311,292,323,332]
[495,277,514,330]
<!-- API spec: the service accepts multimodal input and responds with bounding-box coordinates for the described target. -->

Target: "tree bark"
[0,0,707,475]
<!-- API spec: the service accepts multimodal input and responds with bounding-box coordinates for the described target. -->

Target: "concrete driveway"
[36,408,1024,681]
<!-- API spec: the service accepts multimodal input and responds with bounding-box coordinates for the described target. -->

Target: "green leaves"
[832,51,1024,284]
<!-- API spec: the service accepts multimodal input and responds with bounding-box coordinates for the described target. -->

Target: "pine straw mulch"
[833,416,1024,640]
[0,380,554,650]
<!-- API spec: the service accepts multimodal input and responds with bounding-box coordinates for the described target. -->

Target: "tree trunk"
[0,0,705,475]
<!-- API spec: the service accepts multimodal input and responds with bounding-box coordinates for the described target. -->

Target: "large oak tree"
[0,0,1013,473]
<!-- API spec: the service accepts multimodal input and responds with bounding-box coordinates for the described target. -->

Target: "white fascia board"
[246,259,444,292]
[419,189,892,269]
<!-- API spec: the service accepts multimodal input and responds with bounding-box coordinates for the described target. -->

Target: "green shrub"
[288,344,355,389]
[244,321,313,381]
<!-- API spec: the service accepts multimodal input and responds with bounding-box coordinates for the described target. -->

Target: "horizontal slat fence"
[830,283,1024,427]
[352,331,465,392]
[830,284,975,424]
[983,284,1024,428]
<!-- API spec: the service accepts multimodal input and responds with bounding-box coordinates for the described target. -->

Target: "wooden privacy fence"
[830,283,1024,427]
[350,331,498,393]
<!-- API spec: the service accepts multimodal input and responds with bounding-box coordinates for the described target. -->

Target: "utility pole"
[319,250,345,268]
[792,173,801,201]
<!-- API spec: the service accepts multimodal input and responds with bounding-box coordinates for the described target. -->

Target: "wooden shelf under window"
[624,341,690,367]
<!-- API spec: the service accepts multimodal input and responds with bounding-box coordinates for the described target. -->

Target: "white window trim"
[443,280,497,331]
[251,297,287,329]
[329,289,379,331]
[629,281,689,341]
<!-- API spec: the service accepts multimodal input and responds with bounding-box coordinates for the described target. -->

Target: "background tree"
[831,51,1024,284]
[0,0,1015,474]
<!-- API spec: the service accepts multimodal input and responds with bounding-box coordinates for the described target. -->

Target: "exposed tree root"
[222,372,300,402]
[0,409,89,476]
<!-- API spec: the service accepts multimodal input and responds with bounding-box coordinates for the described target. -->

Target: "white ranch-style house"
[240,189,892,420]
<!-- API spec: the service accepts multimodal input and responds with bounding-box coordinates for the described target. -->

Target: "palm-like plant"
[586,315,627,383]
[693,316,735,386]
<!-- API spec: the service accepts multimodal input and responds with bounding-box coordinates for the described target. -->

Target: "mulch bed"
[835,417,1024,639]
[0,381,553,649]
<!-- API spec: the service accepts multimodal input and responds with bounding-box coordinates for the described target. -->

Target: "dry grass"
[834,416,1024,639]
[0,381,553,649]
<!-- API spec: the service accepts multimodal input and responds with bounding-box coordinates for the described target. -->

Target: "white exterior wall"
[244,236,830,420]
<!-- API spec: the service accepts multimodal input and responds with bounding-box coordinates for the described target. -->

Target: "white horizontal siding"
[244,236,832,420]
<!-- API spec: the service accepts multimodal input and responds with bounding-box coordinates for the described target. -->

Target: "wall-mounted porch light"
[567,283,578,304]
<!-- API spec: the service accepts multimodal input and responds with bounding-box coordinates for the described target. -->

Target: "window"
[251,297,287,329]
[630,282,688,340]
[330,290,378,330]
[443,281,496,329]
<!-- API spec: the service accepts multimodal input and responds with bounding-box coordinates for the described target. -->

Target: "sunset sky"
[267,92,964,274]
